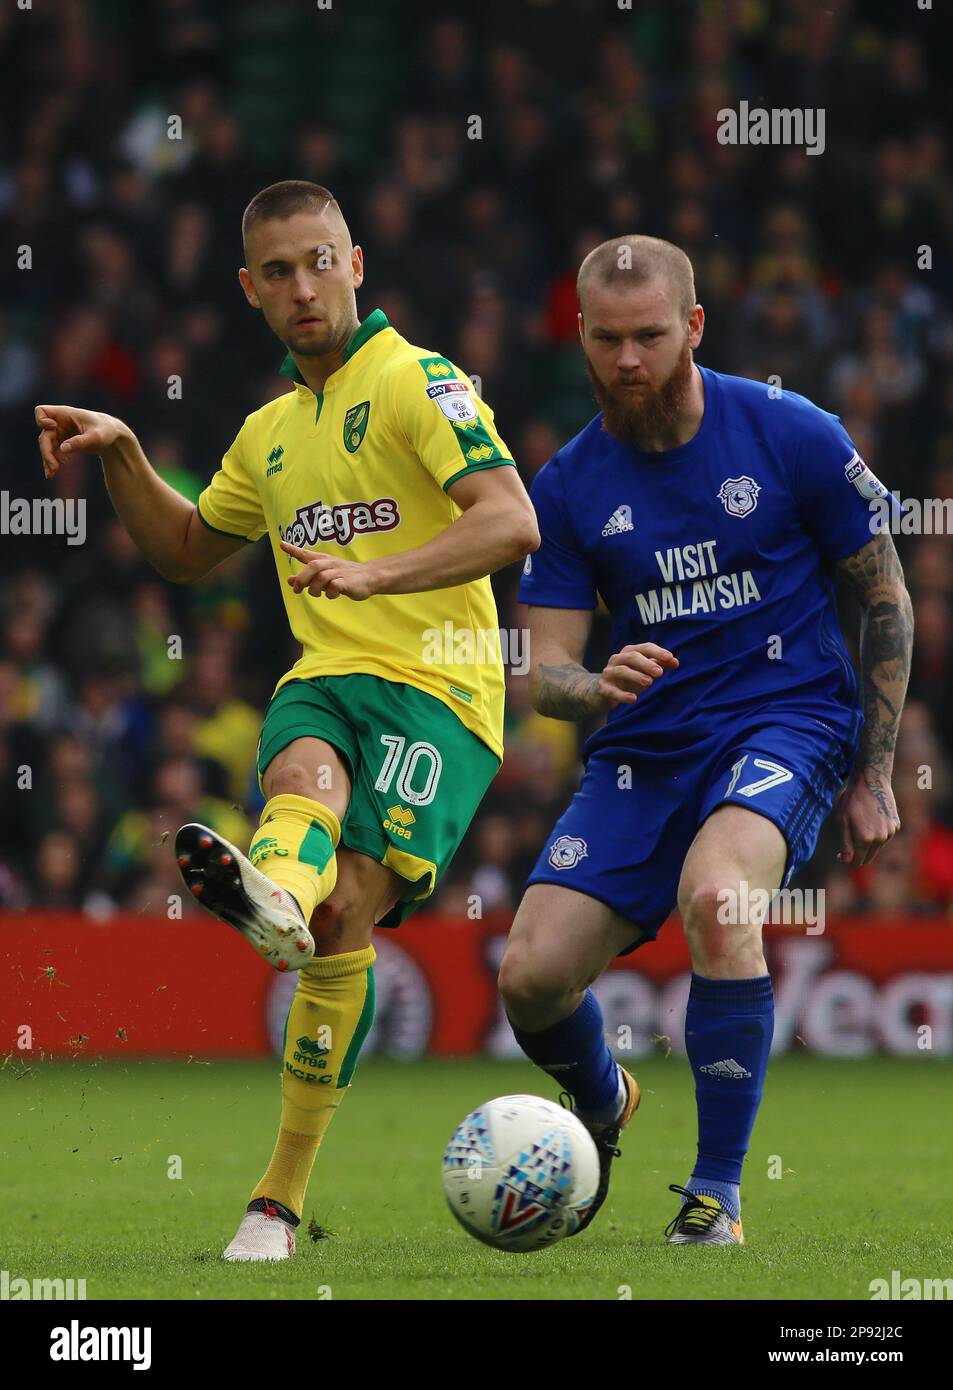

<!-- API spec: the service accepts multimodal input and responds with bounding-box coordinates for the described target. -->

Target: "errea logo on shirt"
[266,445,284,477]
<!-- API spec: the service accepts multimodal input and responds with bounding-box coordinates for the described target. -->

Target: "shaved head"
[242,180,351,261]
[577,235,696,320]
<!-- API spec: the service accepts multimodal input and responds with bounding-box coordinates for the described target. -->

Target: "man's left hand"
[280,540,382,601]
[835,768,901,867]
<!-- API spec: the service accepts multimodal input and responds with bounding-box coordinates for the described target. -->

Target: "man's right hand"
[596,643,679,707]
[35,405,127,479]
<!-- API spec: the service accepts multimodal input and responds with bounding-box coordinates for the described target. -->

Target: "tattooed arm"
[834,531,914,865]
[526,604,679,720]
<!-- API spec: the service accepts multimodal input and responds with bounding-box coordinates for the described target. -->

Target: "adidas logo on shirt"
[699,1058,752,1079]
[602,504,634,536]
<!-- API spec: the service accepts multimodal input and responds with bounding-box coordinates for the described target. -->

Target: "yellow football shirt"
[196,309,515,759]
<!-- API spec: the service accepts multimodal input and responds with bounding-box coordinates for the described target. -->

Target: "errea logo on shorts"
[384,805,416,839]
[549,835,588,870]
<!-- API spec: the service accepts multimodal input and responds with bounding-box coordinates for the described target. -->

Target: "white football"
[442,1094,600,1252]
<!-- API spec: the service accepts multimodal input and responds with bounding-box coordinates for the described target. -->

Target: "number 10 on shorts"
[375,735,443,806]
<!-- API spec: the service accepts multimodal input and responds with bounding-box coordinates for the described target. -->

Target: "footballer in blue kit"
[500,234,913,1245]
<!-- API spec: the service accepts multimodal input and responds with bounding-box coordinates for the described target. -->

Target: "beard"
[585,337,695,448]
[284,323,340,357]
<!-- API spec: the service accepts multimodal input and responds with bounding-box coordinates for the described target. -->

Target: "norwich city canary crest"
[343,401,370,453]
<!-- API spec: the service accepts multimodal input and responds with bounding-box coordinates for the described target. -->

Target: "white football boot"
[223,1199,298,1262]
[174,822,314,971]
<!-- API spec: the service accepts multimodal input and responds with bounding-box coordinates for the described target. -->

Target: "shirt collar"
[278,308,389,386]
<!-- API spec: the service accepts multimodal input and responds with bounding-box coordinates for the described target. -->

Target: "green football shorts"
[257,674,501,926]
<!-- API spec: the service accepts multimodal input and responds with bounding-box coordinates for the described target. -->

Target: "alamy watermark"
[49,1320,151,1369]
[716,102,825,156]
[1,491,85,545]
[870,493,953,536]
[717,880,825,934]
[869,1270,953,1300]
[421,622,529,676]
[2,1268,86,1299]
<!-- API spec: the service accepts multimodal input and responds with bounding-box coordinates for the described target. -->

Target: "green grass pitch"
[2,1055,952,1301]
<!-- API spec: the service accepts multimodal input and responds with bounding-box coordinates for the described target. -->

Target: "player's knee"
[309,894,374,953]
[678,877,763,969]
[309,861,386,952]
[678,878,735,941]
[264,760,319,801]
[498,946,570,1020]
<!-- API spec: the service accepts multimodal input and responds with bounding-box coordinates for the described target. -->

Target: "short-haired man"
[37,182,538,1260]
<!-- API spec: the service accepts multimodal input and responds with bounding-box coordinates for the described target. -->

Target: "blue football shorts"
[526,717,856,951]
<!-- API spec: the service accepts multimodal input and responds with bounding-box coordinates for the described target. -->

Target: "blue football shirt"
[519,366,893,756]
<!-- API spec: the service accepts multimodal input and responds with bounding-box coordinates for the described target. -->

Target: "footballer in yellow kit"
[35,179,535,1261]
[198,306,510,763]
[173,181,537,1259]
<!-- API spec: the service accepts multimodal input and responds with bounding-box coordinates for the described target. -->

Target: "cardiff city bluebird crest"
[717,475,761,517]
[549,835,588,870]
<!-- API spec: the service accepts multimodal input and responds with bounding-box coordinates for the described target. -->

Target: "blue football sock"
[683,973,774,1222]
[508,990,620,1116]
[684,1177,741,1220]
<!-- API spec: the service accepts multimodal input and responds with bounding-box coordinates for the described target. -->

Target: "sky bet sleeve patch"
[425,379,479,424]
[391,355,513,493]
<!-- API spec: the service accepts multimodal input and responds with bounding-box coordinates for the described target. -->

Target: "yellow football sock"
[250,945,376,1217]
[248,793,340,923]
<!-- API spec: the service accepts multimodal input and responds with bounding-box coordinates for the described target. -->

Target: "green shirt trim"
[443,458,517,493]
[196,499,252,542]
[278,308,389,385]
[343,308,389,361]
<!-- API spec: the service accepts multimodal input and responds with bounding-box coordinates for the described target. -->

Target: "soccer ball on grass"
[442,1094,600,1252]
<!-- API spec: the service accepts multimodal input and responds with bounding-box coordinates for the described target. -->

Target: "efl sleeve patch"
[425,379,479,423]
[400,355,512,490]
[844,450,888,501]
[786,396,898,563]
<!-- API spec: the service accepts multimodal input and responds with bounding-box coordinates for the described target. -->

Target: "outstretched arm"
[835,530,914,865]
[36,405,246,583]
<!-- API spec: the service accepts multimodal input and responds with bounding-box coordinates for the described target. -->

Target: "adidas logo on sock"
[602,505,634,536]
[699,1057,752,1079]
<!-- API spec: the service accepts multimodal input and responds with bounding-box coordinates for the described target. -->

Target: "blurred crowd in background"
[1,0,952,920]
